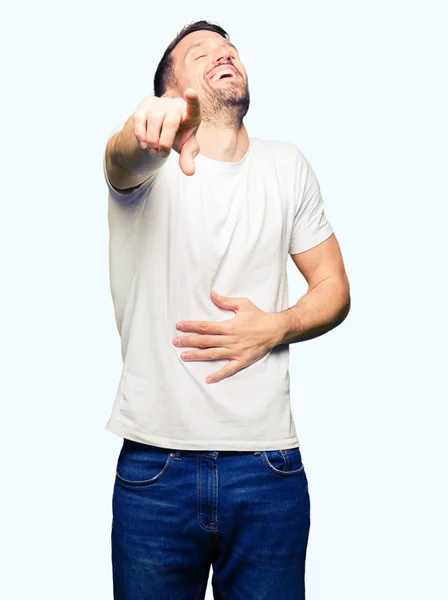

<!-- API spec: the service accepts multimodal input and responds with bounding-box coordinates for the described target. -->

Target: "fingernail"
[160,150,169,158]
[149,148,158,156]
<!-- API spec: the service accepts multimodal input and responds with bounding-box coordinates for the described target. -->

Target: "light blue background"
[1,1,446,598]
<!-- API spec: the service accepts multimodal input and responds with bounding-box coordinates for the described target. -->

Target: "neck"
[196,122,250,162]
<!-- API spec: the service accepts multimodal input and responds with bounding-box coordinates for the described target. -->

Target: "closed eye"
[195,55,206,60]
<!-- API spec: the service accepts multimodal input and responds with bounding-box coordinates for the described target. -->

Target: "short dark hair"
[153,20,230,97]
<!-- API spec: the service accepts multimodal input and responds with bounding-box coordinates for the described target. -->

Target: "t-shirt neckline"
[194,141,252,173]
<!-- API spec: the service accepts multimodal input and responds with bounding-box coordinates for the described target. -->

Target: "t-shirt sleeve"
[103,123,157,205]
[289,149,334,254]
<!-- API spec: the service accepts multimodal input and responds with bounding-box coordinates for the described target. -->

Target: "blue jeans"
[111,438,311,599]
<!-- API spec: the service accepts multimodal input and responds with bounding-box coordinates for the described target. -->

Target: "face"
[170,30,250,124]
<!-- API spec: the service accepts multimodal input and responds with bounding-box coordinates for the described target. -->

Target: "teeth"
[211,69,235,81]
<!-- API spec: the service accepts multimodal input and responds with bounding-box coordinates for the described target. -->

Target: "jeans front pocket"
[115,439,174,486]
[260,446,306,477]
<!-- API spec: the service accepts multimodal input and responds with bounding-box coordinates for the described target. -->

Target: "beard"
[200,79,250,128]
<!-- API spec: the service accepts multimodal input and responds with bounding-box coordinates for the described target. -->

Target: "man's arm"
[105,114,167,191]
[167,233,349,384]
[273,233,351,346]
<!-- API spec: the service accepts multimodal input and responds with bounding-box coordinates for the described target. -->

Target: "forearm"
[272,277,351,346]
[113,114,166,175]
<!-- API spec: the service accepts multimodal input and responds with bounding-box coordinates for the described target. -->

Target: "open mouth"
[209,68,239,82]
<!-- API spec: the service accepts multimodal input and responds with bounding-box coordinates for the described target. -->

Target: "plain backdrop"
[1,1,447,598]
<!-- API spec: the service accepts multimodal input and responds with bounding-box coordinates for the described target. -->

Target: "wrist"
[268,310,293,348]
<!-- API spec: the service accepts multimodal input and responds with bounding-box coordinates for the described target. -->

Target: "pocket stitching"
[260,450,305,477]
[115,453,174,486]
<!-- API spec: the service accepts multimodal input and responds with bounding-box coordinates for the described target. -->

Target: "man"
[104,20,350,600]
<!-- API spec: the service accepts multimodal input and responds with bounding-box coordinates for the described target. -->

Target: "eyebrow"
[185,41,239,57]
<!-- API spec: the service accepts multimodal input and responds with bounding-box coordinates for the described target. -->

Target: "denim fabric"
[111,438,311,599]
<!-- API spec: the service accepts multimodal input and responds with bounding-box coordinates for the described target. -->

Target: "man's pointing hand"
[133,87,201,176]
[172,88,202,176]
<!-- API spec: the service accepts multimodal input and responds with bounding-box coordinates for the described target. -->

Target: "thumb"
[211,290,243,311]
[179,136,200,176]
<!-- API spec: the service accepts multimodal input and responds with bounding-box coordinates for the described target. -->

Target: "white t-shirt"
[103,124,333,451]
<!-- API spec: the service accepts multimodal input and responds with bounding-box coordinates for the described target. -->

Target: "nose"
[213,46,231,64]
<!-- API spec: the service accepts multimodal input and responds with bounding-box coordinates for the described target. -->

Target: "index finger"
[183,88,201,121]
